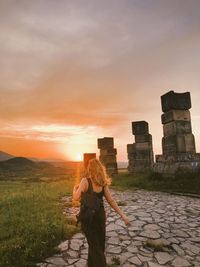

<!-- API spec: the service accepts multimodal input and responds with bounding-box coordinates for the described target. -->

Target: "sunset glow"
[0,1,200,161]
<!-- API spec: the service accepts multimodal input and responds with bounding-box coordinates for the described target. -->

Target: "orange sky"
[0,1,200,161]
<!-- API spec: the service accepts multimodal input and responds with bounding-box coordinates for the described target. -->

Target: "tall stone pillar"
[97,137,118,175]
[161,90,196,157]
[154,90,200,176]
[127,121,154,173]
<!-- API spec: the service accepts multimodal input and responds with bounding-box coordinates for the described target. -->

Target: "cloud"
[0,0,200,159]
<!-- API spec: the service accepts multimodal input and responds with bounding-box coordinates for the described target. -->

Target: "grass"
[111,170,200,195]
[1,163,200,267]
[107,256,121,266]
[116,200,127,206]
[143,239,172,252]
[0,178,78,267]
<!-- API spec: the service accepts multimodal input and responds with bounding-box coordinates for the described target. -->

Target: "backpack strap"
[86,178,93,194]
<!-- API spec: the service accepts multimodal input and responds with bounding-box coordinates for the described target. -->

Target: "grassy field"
[111,169,200,195]
[0,176,79,267]
[1,163,200,267]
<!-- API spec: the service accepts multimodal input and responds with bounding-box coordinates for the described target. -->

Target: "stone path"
[37,189,200,267]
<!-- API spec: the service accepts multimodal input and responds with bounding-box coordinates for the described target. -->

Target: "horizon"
[0,0,200,161]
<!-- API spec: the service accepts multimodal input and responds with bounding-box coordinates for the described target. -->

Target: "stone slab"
[134,142,152,150]
[162,134,196,156]
[163,121,192,137]
[99,155,117,164]
[135,134,152,143]
[132,121,149,135]
[161,91,191,112]
[97,137,114,149]
[100,148,117,156]
[161,110,191,124]
[127,144,135,154]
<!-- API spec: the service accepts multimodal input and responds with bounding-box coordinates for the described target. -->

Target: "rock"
[171,230,189,238]
[106,222,124,231]
[58,240,69,252]
[69,239,83,251]
[37,189,200,267]
[172,244,185,256]
[140,230,161,239]
[154,252,174,265]
[128,256,142,265]
[137,254,152,262]
[106,245,122,254]
[119,252,133,263]
[74,258,87,267]
[181,242,200,254]
[45,257,68,266]
[148,262,165,267]
[67,258,78,265]
[144,224,160,231]
[172,256,191,267]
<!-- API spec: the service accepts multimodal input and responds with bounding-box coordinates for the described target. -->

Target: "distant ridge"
[4,157,35,165]
[0,151,15,161]
[0,157,37,171]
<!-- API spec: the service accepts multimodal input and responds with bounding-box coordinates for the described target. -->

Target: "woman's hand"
[73,184,79,192]
[122,215,131,226]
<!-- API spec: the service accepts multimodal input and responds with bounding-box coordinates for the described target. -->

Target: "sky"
[0,0,200,161]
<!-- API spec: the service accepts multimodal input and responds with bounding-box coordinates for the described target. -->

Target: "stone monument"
[97,137,118,175]
[127,121,154,173]
[154,90,200,176]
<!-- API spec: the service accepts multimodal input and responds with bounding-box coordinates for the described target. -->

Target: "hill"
[0,157,37,172]
[0,151,15,161]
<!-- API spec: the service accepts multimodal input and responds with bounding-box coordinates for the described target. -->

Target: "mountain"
[0,151,15,161]
[0,157,37,171]
[28,157,67,162]
[4,157,36,165]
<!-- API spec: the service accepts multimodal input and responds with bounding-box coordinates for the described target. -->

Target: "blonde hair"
[87,159,111,186]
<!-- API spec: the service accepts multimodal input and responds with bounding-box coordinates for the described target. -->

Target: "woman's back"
[84,178,104,200]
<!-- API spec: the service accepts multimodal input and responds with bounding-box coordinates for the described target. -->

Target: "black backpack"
[76,178,103,226]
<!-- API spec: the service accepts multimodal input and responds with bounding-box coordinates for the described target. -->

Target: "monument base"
[153,153,200,177]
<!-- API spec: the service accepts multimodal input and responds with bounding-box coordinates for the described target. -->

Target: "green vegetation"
[1,160,200,267]
[116,200,127,206]
[143,239,172,252]
[0,177,78,267]
[108,256,121,266]
[111,170,200,195]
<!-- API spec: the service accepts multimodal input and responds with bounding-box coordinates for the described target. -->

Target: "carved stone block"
[100,148,117,156]
[97,137,114,149]
[135,134,152,143]
[161,110,191,124]
[132,121,149,135]
[99,155,117,164]
[162,134,196,156]
[163,121,192,136]
[161,90,191,112]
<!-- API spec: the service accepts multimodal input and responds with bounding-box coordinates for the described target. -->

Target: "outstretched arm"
[104,185,130,225]
[72,178,87,201]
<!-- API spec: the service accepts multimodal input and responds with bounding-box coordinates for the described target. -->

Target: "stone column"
[161,91,196,157]
[127,121,154,173]
[97,137,118,175]
[154,90,200,176]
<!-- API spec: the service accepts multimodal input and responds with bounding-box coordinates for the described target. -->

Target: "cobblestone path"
[37,189,200,267]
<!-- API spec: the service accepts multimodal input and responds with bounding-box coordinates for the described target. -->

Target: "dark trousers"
[81,206,107,267]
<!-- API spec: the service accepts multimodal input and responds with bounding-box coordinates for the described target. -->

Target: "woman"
[72,158,130,267]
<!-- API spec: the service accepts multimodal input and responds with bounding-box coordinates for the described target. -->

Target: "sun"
[76,154,83,161]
